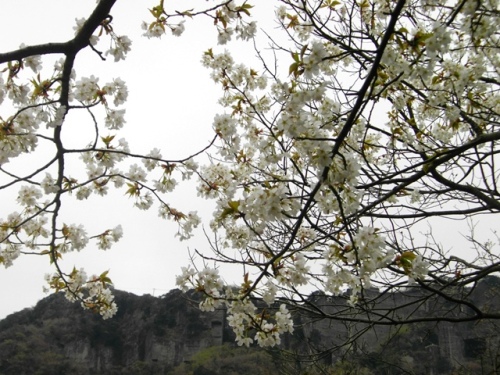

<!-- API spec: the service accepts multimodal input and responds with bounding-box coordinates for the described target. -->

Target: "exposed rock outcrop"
[0,277,499,374]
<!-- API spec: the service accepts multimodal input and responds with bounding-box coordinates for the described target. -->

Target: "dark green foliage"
[104,361,166,375]
[169,344,280,375]
[193,366,218,375]
[0,324,87,375]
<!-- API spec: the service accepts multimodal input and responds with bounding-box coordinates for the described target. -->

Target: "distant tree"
[0,0,499,361]
[0,325,86,375]
[170,344,280,375]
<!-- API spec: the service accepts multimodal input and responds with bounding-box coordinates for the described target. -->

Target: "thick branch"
[0,0,116,64]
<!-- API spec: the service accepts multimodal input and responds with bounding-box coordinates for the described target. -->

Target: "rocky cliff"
[0,278,499,374]
[285,276,500,374]
[0,289,233,374]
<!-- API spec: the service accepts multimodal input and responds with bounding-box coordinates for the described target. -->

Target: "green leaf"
[358,0,369,8]
[300,43,308,59]
[125,182,140,197]
[398,251,417,274]
[176,8,194,17]
[286,14,299,29]
[149,4,164,19]
[322,0,341,8]
[204,48,214,59]
[99,270,113,285]
[289,62,299,76]
[237,3,253,17]
[431,75,441,84]
[219,200,241,220]
[101,135,115,147]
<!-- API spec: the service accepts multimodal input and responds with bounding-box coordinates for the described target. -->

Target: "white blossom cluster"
[45,268,118,319]
[176,266,294,347]
[74,17,132,62]
[173,0,500,347]
[94,225,123,250]
[213,2,257,45]
[141,1,256,42]
[0,9,203,318]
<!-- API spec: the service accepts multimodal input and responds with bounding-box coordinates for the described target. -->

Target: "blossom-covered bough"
[173,0,500,350]
[0,0,207,319]
[1,0,499,358]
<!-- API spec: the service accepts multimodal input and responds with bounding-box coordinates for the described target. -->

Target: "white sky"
[0,0,272,319]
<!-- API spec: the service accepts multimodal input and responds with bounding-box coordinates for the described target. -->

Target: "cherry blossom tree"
[1,0,499,355]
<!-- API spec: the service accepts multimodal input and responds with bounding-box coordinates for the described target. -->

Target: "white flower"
[201,50,234,71]
[93,182,109,196]
[73,18,98,45]
[142,22,165,39]
[100,300,118,319]
[117,138,130,153]
[111,225,123,241]
[213,113,237,139]
[408,255,429,282]
[218,28,234,45]
[275,304,294,334]
[296,24,312,41]
[197,267,223,291]
[182,159,198,180]
[127,164,147,182]
[135,192,154,210]
[17,186,42,206]
[104,78,128,106]
[23,215,49,239]
[8,84,30,105]
[171,21,185,37]
[46,105,67,128]
[20,45,42,72]
[63,224,89,252]
[255,327,280,347]
[41,173,59,194]
[262,281,278,305]
[154,178,176,193]
[108,35,132,62]
[74,75,99,103]
[236,21,257,41]
[176,211,200,240]
[142,148,162,171]
[73,18,86,34]
[199,297,221,312]
[0,244,21,268]
[0,76,5,105]
[76,186,92,200]
[175,266,196,292]
[410,188,421,203]
[237,336,253,347]
[96,225,123,250]
[105,109,126,130]
[276,5,287,19]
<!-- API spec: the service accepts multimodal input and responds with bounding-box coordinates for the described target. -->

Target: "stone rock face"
[288,278,500,373]
[0,289,226,373]
[0,278,499,374]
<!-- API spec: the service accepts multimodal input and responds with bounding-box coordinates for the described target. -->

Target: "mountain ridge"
[1,278,499,374]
